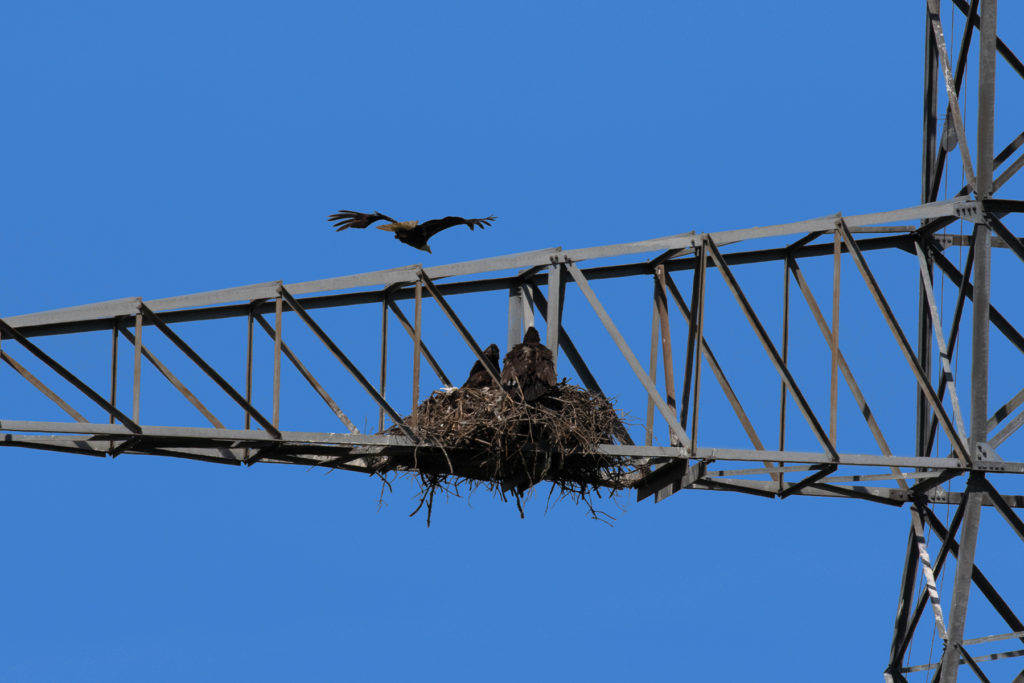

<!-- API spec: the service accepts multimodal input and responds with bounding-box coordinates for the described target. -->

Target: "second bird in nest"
[500,327,557,401]
[462,344,501,389]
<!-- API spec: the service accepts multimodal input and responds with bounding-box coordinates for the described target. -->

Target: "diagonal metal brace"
[386,298,452,387]
[927,242,1024,355]
[704,237,839,463]
[1,351,87,423]
[564,261,690,448]
[118,325,225,429]
[252,313,359,434]
[416,270,503,389]
[984,212,1024,266]
[836,220,972,466]
[277,287,415,440]
[139,303,280,439]
[527,282,634,446]
[0,317,140,433]
[920,502,1024,650]
[926,0,977,192]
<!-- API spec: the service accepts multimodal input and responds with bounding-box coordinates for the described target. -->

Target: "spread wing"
[419,215,497,241]
[328,210,400,231]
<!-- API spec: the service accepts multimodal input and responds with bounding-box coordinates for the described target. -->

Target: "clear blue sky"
[2,2,1023,681]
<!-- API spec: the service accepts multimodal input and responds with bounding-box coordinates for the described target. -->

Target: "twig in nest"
[363,383,645,525]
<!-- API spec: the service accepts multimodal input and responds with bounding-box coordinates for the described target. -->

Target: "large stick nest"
[371,383,645,524]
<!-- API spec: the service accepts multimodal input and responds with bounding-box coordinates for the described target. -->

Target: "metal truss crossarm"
[836,221,972,465]
[788,260,909,488]
[653,267,679,442]
[5,203,970,342]
[659,261,786,496]
[921,235,974,461]
[507,283,525,353]
[636,459,704,503]
[117,325,225,429]
[252,314,359,434]
[678,245,705,444]
[277,287,415,440]
[0,317,140,433]
[526,283,635,446]
[526,284,601,394]
[546,263,565,363]
[645,284,659,446]
[703,238,839,464]
[779,256,791,453]
[661,270,767,453]
[417,270,503,389]
[772,465,836,499]
[644,237,842,500]
[563,261,690,448]
[1,351,87,423]
[411,280,423,427]
[797,481,903,506]
[378,293,388,433]
[914,241,970,443]
[138,303,279,439]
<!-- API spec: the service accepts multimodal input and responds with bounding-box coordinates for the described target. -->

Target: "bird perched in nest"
[501,327,556,401]
[328,210,496,253]
[461,344,501,389]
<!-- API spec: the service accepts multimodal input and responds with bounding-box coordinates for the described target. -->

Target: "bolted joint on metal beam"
[954,202,984,221]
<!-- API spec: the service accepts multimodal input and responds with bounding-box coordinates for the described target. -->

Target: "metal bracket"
[954,201,984,220]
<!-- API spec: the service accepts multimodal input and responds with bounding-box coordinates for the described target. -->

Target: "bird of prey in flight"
[328,210,496,253]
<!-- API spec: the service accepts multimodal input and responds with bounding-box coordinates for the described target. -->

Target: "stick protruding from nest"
[368,383,643,525]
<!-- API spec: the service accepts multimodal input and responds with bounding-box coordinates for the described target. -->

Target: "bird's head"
[523,327,541,344]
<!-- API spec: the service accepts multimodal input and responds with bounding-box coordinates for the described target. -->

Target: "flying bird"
[501,327,557,401]
[461,344,501,389]
[328,210,496,253]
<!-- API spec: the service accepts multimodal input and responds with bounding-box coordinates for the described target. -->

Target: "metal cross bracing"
[0,1,1022,680]
[2,199,1019,481]
[2,200,1023,679]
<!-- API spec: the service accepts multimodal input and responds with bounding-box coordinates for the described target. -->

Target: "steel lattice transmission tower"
[0,1,1021,679]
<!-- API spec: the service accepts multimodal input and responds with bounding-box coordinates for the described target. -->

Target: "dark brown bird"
[500,327,556,401]
[328,210,496,253]
[461,344,501,389]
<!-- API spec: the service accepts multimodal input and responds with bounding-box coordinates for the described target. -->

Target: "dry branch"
[365,384,643,524]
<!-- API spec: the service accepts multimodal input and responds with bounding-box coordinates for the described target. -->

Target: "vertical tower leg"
[939,1,997,679]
